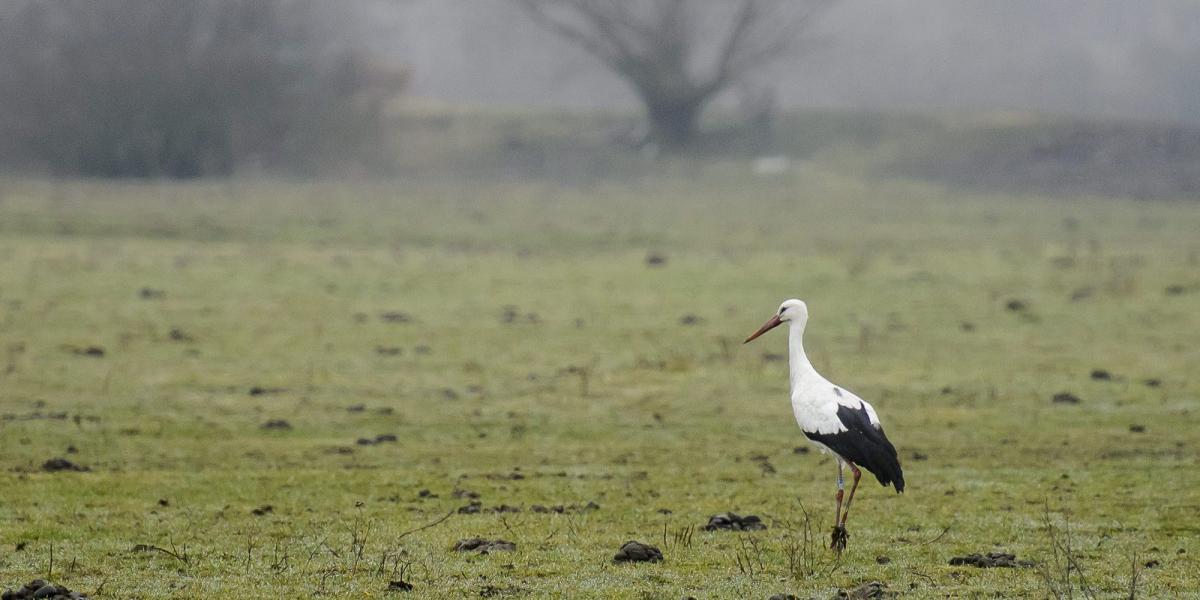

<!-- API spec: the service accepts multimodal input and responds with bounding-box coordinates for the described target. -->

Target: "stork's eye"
[779,307,787,314]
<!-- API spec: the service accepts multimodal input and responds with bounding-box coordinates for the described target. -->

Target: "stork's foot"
[830,525,849,553]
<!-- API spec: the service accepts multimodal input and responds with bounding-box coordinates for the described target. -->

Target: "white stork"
[744,299,904,552]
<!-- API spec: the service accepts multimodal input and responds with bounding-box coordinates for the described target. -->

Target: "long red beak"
[744,314,783,344]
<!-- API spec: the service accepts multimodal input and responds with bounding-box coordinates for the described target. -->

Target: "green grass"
[0,168,1198,599]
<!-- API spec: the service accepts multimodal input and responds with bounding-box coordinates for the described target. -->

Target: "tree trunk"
[645,96,704,148]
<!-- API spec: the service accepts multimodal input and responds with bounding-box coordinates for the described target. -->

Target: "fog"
[393,0,1200,123]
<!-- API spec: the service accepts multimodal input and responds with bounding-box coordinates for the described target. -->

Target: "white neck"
[788,319,818,391]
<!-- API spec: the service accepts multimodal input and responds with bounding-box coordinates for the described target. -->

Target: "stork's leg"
[839,462,862,527]
[833,460,845,524]
[830,460,849,552]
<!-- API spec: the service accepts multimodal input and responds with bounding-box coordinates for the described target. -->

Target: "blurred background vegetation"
[0,0,1197,199]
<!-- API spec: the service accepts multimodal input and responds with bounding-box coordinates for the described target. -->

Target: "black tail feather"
[803,403,905,493]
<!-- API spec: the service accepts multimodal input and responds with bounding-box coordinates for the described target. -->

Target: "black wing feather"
[804,403,905,493]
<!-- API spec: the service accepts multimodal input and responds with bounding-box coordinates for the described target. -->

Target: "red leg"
[839,463,862,527]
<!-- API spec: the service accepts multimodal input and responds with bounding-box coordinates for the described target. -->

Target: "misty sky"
[387,0,1200,123]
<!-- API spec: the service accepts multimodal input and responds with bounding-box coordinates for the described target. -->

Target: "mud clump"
[385,580,413,593]
[703,512,766,532]
[2,579,89,599]
[949,552,1034,568]
[356,434,398,446]
[72,346,105,358]
[832,581,896,599]
[1051,392,1081,405]
[529,501,599,514]
[453,538,516,554]
[613,540,662,563]
[41,458,89,472]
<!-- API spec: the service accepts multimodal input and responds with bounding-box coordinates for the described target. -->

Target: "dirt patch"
[453,538,516,554]
[679,314,703,325]
[1129,424,1146,433]
[1051,392,1081,405]
[1090,369,1112,381]
[70,346,105,358]
[260,419,292,430]
[703,512,766,531]
[832,581,896,599]
[379,311,412,323]
[612,540,662,563]
[2,579,89,599]
[356,434,398,446]
[644,252,667,267]
[949,552,1034,568]
[168,328,193,342]
[249,386,285,396]
[41,458,89,472]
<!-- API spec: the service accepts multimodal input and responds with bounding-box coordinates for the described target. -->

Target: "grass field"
[0,166,1198,598]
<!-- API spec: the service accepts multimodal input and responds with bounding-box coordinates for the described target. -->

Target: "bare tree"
[515,0,833,148]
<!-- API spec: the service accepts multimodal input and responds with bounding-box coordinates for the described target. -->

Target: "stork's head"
[743,299,807,344]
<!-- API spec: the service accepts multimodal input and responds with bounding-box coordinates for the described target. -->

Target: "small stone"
[613,540,663,563]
